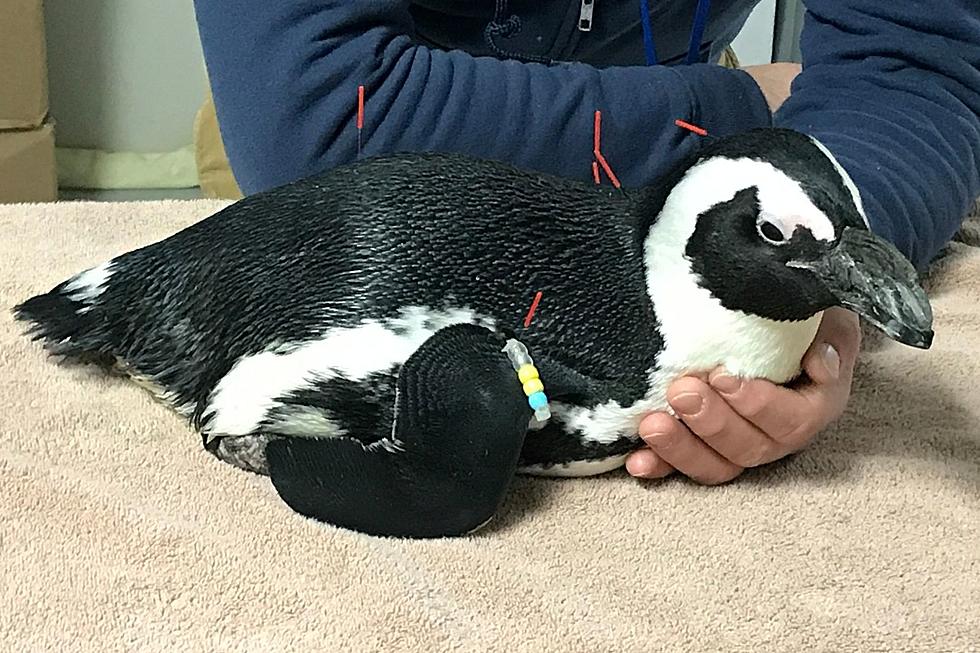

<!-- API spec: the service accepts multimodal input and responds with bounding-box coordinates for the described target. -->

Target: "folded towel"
[1,199,978,652]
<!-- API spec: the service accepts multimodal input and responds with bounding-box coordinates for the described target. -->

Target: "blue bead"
[528,391,548,410]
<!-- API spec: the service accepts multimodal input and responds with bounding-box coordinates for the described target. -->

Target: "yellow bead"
[522,378,544,396]
[517,364,539,384]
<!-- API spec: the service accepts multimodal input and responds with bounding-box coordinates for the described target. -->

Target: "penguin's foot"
[205,433,279,475]
[264,323,534,539]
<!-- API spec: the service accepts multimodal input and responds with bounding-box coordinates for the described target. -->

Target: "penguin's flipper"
[265,323,534,539]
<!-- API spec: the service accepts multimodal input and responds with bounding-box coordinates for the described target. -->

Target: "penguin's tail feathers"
[13,267,115,364]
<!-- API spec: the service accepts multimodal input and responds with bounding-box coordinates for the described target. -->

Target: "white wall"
[731,0,777,65]
[44,0,208,153]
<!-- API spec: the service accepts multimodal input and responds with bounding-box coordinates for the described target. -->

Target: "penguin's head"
[650,128,933,348]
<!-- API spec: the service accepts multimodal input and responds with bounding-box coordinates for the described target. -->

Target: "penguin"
[13,127,933,539]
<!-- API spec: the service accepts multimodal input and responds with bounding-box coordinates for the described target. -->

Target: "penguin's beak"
[788,227,934,349]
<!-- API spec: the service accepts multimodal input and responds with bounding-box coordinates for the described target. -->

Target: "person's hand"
[625,308,861,484]
[742,62,802,113]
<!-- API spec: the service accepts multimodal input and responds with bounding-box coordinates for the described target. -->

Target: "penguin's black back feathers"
[16,151,668,429]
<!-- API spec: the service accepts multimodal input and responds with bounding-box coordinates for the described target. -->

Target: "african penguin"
[13,127,933,539]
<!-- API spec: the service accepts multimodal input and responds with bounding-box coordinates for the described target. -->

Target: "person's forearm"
[193,0,770,194]
[775,1,980,269]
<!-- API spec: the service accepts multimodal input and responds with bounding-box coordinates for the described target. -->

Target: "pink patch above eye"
[759,211,834,242]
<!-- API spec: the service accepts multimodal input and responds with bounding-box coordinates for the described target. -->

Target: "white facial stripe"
[810,136,870,228]
[757,181,835,242]
[759,209,831,243]
[668,156,837,243]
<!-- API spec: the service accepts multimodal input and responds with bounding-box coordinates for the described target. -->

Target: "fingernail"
[709,374,741,395]
[822,343,840,378]
[640,430,670,449]
[639,418,668,442]
[625,454,651,477]
[670,392,703,416]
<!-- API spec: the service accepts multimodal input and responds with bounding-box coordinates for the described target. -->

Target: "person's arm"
[775,0,980,269]
[192,0,770,194]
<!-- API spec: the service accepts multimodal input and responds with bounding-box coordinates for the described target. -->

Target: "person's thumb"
[803,309,860,387]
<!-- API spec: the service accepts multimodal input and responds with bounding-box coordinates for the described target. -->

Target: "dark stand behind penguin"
[14,128,934,538]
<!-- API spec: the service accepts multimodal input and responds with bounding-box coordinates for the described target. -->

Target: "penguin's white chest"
[526,306,822,477]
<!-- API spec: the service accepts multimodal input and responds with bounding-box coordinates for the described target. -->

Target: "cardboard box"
[0,0,49,129]
[0,122,58,203]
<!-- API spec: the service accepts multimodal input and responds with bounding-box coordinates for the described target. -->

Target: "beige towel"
[1,199,978,652]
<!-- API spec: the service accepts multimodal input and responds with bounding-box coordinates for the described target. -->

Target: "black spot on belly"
[263,368,400,445]
[518,423,640,468]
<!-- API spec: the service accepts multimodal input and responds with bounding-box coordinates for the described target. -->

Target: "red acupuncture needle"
[357,85,365,156]
[592,110,622,189]
[674,118,708,136]
[524,291,543,328]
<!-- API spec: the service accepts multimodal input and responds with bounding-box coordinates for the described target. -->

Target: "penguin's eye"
[758,220,787,245]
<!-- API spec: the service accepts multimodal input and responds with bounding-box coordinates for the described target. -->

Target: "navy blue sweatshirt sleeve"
[775,1,980,269]
[192,1,770,195]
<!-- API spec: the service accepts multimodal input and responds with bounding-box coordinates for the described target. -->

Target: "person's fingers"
[638,413,744,485]
[632,311,863,481]
[624,448,675,479]
[666,377,782,468]
[707,373,818,448]
[707,309,862,448]
[801,308,861,387]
